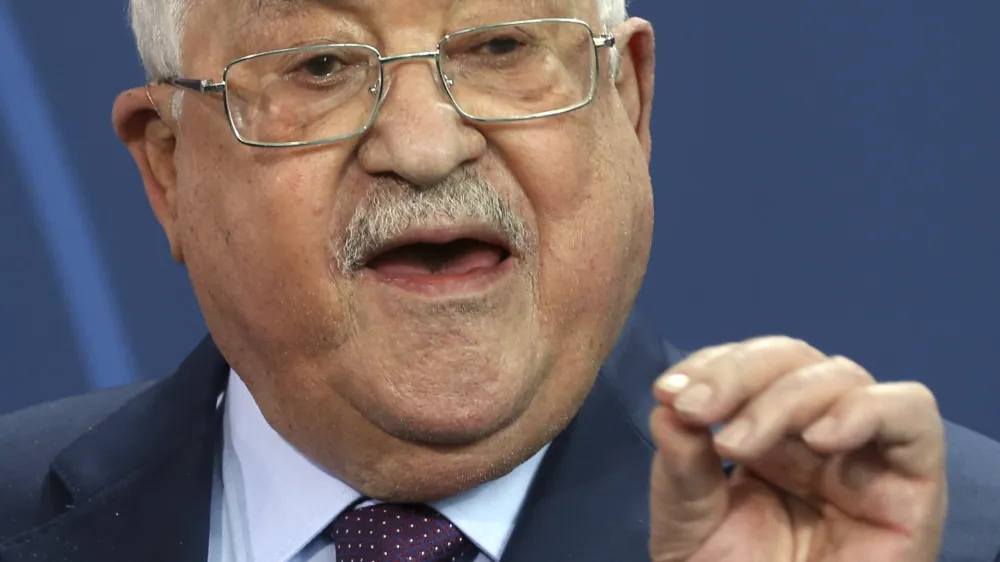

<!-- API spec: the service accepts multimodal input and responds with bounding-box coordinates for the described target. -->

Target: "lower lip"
[362,257,516,297]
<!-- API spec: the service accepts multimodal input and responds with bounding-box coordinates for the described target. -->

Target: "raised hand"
[649,336,947,562]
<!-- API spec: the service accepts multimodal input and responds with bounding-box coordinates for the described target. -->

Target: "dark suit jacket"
[2,314,1000,561]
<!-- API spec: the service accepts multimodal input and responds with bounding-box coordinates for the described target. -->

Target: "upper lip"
[361,223,514,267]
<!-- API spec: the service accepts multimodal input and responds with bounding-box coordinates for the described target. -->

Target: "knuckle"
[869,382,940,414]
[721,343,755,391]
[749,335,824,361]
[676,343,734,374]
[784,337,825,360]
[829,355,876,382]
[770,358,852,395]
[742,334,786,350]
[727,341,752,366]
[905,382,940,411]
[786,363,832,386]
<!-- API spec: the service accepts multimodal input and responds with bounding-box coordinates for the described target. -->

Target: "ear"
[612,18,655,162]
[112,86,185,263]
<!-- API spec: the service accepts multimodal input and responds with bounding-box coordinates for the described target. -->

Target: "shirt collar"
[222,369,547,562]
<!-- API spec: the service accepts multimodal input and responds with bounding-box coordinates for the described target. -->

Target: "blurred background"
[1,2,998,438]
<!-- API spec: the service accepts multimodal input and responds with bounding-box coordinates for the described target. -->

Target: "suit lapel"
[501,378,657,562]
[0,336,228,562]
[501,316,673,562]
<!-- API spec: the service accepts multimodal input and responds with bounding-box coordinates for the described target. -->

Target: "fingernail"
[655,373,691,394]
[674,383,714,415]
[804,416,838,443]
[715,419,752,451]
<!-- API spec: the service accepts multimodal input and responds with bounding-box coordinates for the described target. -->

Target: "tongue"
[367,240,506,277]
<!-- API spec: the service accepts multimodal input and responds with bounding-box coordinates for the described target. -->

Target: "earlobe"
[112,87,185,263]
[612,18,656,162]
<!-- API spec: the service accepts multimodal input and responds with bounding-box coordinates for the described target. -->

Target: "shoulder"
[0,382,155,462]
[941,420,1000,560]
[0,382,154,532]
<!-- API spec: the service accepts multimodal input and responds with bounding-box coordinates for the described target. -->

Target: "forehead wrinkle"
[251,0,364,18]
[247,0,584,20]
[249,0,449,19]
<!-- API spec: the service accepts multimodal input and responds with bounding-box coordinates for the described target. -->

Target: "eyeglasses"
[157,18,615,148]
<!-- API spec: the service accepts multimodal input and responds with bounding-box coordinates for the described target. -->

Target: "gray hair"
[129,0,629,81]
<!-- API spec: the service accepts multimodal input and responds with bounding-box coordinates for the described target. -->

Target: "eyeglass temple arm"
[594,35,616,49]
[158,78,226,94]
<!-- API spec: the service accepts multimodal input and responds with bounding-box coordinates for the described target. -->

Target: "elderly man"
[2,0,1000,560]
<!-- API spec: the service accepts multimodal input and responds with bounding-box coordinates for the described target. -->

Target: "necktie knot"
[328,503,479,562]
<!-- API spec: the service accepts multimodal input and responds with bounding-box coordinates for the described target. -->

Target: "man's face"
[118,0,655,499]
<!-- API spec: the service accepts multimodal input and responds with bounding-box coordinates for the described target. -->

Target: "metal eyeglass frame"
[156,17,617,149]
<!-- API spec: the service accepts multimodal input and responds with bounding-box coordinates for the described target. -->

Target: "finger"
[802,382,945,478]
[649,405,728,560]
[661,336,827,427]
[654,344,735,405]
[713,355,875,458]
[729,437,830,504]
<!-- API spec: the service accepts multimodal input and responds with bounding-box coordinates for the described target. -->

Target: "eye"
[475,37,524,56]
[301,55,344,78]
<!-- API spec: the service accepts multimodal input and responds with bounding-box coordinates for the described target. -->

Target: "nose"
[356,56,487,189]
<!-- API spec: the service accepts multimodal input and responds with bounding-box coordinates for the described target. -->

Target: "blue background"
[2,2,998,439]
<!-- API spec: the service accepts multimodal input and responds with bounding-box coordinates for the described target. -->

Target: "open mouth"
[366,239,511,277]
[361,227,514,282]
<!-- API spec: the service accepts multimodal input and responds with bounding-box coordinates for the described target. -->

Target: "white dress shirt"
[207,370,548,562]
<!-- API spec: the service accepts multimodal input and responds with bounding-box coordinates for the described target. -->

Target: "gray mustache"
[338,170,532,274]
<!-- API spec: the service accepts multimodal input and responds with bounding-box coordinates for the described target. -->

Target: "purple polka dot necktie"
[328,503,480,562]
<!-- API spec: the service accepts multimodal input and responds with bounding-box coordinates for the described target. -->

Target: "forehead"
[246,0,589,21]
[200,0,595,65]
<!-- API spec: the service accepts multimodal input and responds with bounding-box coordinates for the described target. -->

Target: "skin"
[650,338,947,561]
[112,0,947,559]
[115,0,656,501]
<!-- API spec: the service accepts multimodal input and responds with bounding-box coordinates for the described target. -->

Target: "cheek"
[506,131,642,266]
[176,138,353,350]
[495,120,653,332]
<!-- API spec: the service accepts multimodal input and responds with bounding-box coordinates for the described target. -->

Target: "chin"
[375,391,533,446]
[336,341,541,447]
[336,287,542,445]
[358,352,540,442]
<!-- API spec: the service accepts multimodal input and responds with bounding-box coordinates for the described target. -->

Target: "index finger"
[653,343,735,403]
[656,336,827,427]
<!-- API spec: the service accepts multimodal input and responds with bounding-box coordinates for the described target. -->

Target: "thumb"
[649,389,729,560]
